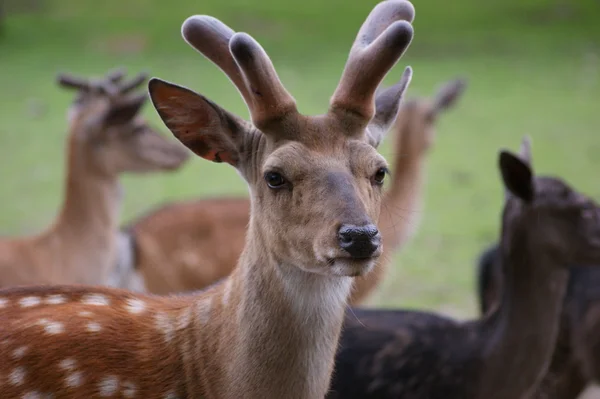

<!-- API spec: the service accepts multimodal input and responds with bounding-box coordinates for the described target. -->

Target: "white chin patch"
[331,258,376,277]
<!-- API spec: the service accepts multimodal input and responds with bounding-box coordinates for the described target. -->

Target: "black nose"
[338,224,381,258]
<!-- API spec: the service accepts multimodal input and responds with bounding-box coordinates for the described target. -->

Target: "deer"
[0,69,189,290]
[0,1,415,397]
[326,136,600,399]
[476,197,600,395]
[114,78,467,303]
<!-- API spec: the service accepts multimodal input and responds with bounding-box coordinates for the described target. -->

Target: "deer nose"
[338,224,381,258]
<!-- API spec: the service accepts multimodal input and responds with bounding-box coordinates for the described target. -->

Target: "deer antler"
[519,135,532,166]
[330,0,414,128]
[57,68,148,99]
[181,16,298,133]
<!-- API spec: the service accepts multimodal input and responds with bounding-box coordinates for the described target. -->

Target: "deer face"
[149,0,415,276]
[61,70,190,176]
[500,138,600,266]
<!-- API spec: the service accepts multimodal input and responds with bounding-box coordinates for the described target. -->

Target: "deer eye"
[264,171,287,189]
[372,167,388,186]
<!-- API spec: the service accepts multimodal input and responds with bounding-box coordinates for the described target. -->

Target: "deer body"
[0,2,416,397]
[477,247,600,398]
[118,79,467,302]
[327,139,600,399]
[0,70,188,289]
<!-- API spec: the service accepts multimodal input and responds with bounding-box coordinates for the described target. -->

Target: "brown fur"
[0,2,415,397]
[327,137,600,399]
[121,79,467,302]
[0,70,189,289]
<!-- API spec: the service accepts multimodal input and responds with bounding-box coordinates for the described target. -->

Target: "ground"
[1,1,600,392]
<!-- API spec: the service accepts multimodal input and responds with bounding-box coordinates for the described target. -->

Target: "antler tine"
[181,16,297,132]
[105,67,127,83]
[330,0,415,125]
[117,71,149,94]
[56,73,92,91]
[519,135,533,165]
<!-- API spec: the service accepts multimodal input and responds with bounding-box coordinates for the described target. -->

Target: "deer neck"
[187,222,353,398]
[478,222,568,398]
[381,146,424,252]
[50,136,122,284]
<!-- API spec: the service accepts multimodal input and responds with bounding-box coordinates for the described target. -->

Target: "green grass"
[1,0,599,317]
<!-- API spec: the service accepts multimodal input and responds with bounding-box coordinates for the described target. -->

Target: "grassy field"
[1,0,599,318]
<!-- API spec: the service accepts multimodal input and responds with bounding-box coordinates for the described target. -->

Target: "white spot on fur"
[65,371,83,388]
[20,296,41,307]
[38,319,64,335]
[45,295,66,305]
[154,312,174,342]
[197,296,213,325]
[12,346,28,359]
[98,375,119,396]
[0,298,8,308]
[22,392,43,399]
[125,298,146,314]
[78,311,93,317]
[164,392,178,399]
[177,308,191,331]
[59,358,76,371]
[81,293,110,306]
[10,367,26,385]
[86,322,102,332]
[122,381,137,397]
[222,279,232,306]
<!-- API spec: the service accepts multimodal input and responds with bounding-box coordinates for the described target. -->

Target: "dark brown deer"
[115,78,467,303]
[327,137,600,399]
[0,1,414,397]
[477,190,600,396]
[0,69,189,289]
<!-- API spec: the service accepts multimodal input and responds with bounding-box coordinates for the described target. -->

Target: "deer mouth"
[326,254,380,277]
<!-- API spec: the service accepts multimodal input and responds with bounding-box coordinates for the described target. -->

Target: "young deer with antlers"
[327,137,600,399]
[0,69,189,289]
[0,1,414,397]
[114,78,466,302]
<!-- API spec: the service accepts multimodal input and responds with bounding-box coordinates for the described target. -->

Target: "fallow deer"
[0,69,189,289]
[115,78,467,303]
[327,137,600,399]
[0,1,415,397]
[477,206,600,395]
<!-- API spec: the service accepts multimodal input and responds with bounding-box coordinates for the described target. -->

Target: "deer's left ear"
[432,78,467,113]
[148,78,249,167]
[499,150,534,203]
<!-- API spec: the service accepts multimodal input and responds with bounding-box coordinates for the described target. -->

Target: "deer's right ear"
[148,78,246,167]
[499,150,534,203]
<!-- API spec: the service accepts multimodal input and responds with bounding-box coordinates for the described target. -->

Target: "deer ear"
[432,78,467,113]
[499,150,534,202]
[148,78,247,167]
[104,93,147,126]
[367,67,412,148]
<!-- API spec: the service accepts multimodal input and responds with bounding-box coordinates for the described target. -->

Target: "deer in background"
[477,190,600,396]
[0,69,189,289]
[115,78,467,302]
[0,1,414,397]
[327,137,600,399]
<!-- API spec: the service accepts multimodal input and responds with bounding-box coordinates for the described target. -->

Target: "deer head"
[149,0,415,277]
[500,136,600,265]
[395,78,467,156]
[58,68,190,176]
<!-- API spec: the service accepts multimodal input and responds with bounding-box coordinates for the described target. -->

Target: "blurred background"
[0,0,599,317]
